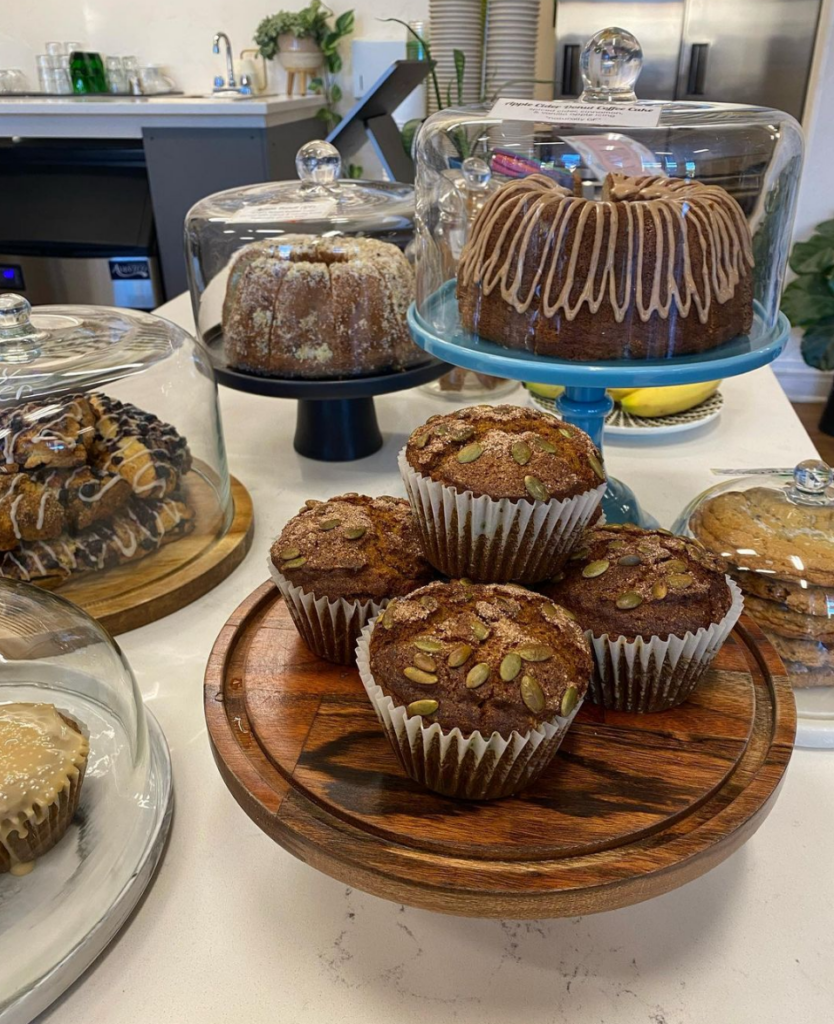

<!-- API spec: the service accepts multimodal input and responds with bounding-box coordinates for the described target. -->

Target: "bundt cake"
[457,173,755,360]
[222,235,421,378]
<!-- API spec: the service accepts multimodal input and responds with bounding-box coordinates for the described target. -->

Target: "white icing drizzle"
[0,703,88,871]
[0,399,92,466]
[458,173,755,325]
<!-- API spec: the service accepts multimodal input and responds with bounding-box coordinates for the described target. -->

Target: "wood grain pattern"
[204,582,796,918]
[51,470,254,635]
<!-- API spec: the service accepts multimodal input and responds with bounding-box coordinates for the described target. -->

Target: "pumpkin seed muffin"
[271,493,434,603]
[368,579,591,736]
[404,404,605,503]
[540,524,741,713]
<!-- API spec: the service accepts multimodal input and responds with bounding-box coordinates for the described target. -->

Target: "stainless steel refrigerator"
[553,0,822,119]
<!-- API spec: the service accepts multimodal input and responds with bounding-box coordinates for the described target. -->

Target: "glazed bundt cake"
[456,173,755,360]
[222,235,420,378]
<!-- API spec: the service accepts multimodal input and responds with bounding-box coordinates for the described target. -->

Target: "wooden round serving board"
[205,583,796,919]
[50,472,254,635]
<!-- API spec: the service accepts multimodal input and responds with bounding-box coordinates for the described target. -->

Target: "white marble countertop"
[0,94,320,138]
[40,292,834,1024]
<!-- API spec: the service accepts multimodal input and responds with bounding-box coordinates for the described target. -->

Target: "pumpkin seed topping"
[534,436,558,454]
[511,440,532,466]
[609,539,626,551]
[343,527,366,541]
[404,667,438,686]
[304,499,319,508]
[413,652,437,673]
[558,427,572,438]
[466,663,491,689]
[652,581,669,600]
[524,475,550,502]
[279,546,300,561]
[319,518,340,531]
[457,442,484,464]
[668,572,694,588]
[407,699,438,717]
[582,559,610,579]
[413,431,431,449]
[451,426,476,442]
[618,554,643,566]
[282,556,307,570]
[382,602,398,629]
[500,652,523,681]
[561,685,579,717]
[413,638,443,652]
[569,548,590,562]
[520,675,546,714]
[419,595,439,611]
[616,591,643,610]
[588,453,606,480]
[448,643,473,668]
[471,619,490,641]
[665,559,689,573]
[561,608,577,621]
[518,643,554,662]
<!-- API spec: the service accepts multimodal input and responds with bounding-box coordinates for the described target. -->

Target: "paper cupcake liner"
[1,712,87,872]
[355,619,582,800]
[587,577,744,713]
[399,449,606,584]
[269,558,387,666]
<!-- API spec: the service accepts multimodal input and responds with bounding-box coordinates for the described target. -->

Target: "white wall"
[0,0,428,95]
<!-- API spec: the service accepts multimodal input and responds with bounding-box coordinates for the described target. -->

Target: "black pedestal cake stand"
[205,329,450,461]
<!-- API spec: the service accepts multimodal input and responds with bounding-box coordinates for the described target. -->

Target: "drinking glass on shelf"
[45,41,65,56]
[137,65,176,95]
[121,56,140,94]
[36,54,54,92]
[105,56,130,94]
[4,69,29,94]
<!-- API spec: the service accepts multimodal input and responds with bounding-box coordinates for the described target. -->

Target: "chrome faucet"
[212,32,237,91]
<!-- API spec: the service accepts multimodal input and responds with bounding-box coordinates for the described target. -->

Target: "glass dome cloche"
[0,293,232,599]
[412,26,804,364]
[0,578,171,1017]
[185,141,429,381]
[674,460,834,744]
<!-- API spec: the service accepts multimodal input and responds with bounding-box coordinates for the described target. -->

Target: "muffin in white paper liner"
[587,576,744,713]
[355,619,583,800]
[269,558,386,666]
[398,449,606,584]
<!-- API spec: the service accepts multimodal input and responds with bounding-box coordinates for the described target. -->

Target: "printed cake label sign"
[488,98,662,129]
[227,199,337,224]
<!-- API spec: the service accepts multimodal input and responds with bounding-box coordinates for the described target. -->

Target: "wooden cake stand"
[205,582,796,919]
[51,471,254,635]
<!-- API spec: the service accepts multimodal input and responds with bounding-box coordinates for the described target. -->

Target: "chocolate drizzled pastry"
[405,404,605,503]
[369,579,591,735]
[0,396,97,471]
[541,524,732,641]
[272,493,435,603]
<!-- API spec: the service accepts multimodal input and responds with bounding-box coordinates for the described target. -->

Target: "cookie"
[732,570,834,617]
[745,594,834,643]
[765,631,833,689]
[690,486,834,587]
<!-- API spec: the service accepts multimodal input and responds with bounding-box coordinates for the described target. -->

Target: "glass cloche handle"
[788,459,834,506]
[579,27,643,104]
[295,140,343,196]
[0,294,44,364]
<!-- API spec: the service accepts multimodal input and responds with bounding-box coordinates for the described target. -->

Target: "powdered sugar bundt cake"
[222,235,421,378]
[457,173,755,360]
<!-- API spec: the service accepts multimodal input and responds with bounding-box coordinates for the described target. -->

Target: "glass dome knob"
[579,26,643,103]
[0,293,44,364]
[296,140,342,185]
[791,459,834,503]
[461,157,491,191]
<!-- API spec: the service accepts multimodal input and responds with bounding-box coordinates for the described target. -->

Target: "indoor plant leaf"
[800,317,834,371]
[781,277,834,326]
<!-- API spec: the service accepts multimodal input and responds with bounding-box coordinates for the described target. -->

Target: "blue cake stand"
[408,281,790,524]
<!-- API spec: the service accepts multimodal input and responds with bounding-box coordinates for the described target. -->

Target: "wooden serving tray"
[52,471,254,635]
[204,582,796,919]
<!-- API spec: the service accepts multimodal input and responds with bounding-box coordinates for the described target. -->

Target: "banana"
[619,381,721,418]
[608,387,639,401]
[525,382,564,399]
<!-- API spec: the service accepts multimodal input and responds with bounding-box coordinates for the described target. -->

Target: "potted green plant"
[255,1,354,130]
[781,219,834,436]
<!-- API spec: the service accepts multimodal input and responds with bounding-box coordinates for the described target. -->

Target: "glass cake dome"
[0,579,171,1019]
[673,460,834,747]
[412,26,804,363]
[185,141,428,381]
[0,293,232,607]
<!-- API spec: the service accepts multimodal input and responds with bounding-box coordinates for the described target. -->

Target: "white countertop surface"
[41,292,834,1024]
[0,94,320,138]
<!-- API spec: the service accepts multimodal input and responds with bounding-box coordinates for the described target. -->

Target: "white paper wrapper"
[587,576,744,713]
[355,619,583,800]
[399,449,606,584]
[269,558,387,665]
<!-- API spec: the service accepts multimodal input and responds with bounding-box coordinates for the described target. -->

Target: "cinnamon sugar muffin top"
[404,405,605,503]
[541,524,732,642]
[271,493,434,603]
[369,579,592,735]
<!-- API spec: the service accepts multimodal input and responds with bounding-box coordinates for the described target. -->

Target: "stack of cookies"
[0,392,194,585]
[690,484,834,689]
